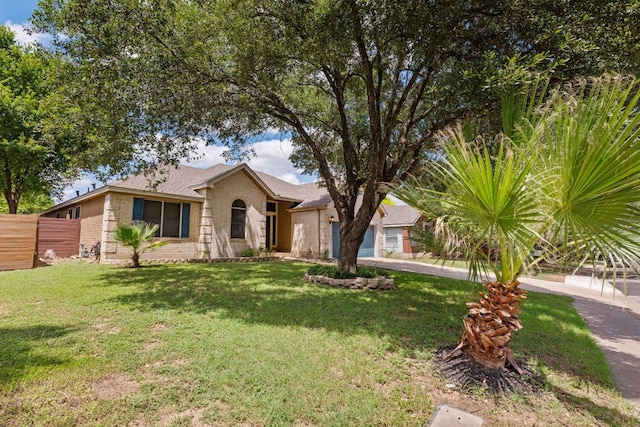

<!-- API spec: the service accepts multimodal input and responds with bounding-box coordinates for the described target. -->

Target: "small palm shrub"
[113,223,167,268]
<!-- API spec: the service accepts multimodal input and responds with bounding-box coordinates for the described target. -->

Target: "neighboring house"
[381,204,428,257]
[40,163,386,263]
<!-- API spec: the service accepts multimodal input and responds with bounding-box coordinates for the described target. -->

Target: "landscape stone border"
[304,273,395,290]
[143,256,281,264]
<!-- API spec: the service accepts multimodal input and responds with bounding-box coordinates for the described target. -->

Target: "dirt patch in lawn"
[151,323,168,332]
[92,374,140,400]
[157,407,208,427]
[143,340,164,353]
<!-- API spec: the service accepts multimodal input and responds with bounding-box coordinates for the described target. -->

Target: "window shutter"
[181,203,190,238]
[132,198,144,221]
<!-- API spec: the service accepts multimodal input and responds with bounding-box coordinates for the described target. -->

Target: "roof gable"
[189,164,279,199]
[382,204,422,227]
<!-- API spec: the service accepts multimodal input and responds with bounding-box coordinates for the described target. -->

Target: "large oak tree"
[34,0,639,271]
[0,26,69,214]
[0,25,108,214]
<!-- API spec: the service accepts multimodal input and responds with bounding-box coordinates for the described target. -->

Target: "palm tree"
[113,223,167,268]
[395,75,640,372]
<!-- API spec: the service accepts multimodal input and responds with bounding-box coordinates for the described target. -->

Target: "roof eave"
[40,186,109,215]
[39,185,204,216]
[106,186,204,202]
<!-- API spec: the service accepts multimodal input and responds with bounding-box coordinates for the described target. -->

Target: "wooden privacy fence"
[0,215,81,271]
[0,214,39,271]
[37,217,81,259]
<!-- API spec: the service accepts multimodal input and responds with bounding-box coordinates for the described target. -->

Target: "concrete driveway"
[359,257,640,412]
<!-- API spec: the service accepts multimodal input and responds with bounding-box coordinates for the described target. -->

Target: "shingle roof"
[41,162,332,215]
[382,204,422,227]
[108,163,329,206]
[254,171,327,203]
[108,164,213,198]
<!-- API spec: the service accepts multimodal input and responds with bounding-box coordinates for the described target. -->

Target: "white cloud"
[184,137,312,184]
[180,139,228,168]
[4,21,52,46]
[244,139,305,183]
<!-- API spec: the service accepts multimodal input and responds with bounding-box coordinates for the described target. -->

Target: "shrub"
[240,247,270,257]
[306,264,389,279]
[240,247,256,257]
[113,223,167,268]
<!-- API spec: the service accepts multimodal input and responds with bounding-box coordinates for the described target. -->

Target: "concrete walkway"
[359,257,640,412]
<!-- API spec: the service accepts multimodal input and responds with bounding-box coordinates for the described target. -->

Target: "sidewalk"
[359,257,640,412]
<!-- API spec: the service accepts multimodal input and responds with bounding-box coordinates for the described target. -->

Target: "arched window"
[231,199,246,239]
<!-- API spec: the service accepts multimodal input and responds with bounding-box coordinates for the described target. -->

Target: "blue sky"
[0,0,39,22]
[1,0,310,201]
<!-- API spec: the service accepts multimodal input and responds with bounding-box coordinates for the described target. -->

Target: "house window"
[385,228,399,251]
[132,198,191,238]
[231,199,246,239]
[67,206,81,219]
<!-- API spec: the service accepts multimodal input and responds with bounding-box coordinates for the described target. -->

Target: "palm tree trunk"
[445,280,527,373]
[132,251,140,268]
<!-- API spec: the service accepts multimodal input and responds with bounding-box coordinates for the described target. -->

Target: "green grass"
[0,261,637,426]
[409,256,472,270]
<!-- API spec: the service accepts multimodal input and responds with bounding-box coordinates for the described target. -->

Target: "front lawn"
[0,261,637,426]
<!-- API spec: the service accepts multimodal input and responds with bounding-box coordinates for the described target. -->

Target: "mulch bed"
[433,346,544,396]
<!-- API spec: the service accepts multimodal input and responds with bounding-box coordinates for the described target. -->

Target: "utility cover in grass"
[428,405,484,426]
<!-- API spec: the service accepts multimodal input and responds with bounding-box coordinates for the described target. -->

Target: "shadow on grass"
[549,383,639,426]
[99,263,602,366]
[98,262,472,354]
[0,324,77,387]
[97,261,637,425]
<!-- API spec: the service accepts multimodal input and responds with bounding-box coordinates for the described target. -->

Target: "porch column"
[100,193,118,263]
[198,187,214,258]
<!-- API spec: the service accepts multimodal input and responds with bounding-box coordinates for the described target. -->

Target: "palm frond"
[397,74,640,289]
[537,75,640,280]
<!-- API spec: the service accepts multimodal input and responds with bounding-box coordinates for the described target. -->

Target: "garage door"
[332,223,375,258]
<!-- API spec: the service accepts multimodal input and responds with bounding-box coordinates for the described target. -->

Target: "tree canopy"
[0,25,89,213]
[33,0,640,270]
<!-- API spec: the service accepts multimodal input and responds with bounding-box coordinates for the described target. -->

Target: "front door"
[266,201,277,250]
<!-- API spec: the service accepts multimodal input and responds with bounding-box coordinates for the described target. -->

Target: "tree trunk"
[7,197,18,214]
[3,190,18,214]
[337,236,360,273]
[132,251,140,268]
[336,214,370,273]
[445,280,527,372]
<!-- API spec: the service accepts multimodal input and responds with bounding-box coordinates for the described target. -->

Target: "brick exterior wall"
[291,209,328,258]
[100,192,202,263]
[201,171,267,258]
[79,196,105,249]
[402,227,412,253]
